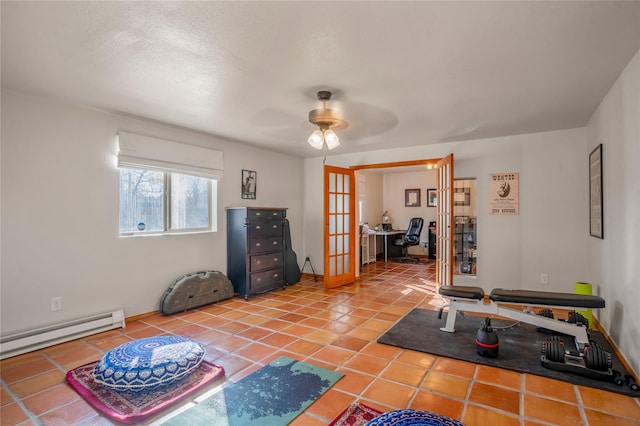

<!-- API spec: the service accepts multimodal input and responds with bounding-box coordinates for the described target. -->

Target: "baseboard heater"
[0,309,125,360]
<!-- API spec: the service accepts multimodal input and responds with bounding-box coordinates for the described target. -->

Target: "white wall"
[1,89,304,335]
[586,48,640,375]
[382,171,436,255]
[358,171,383,227]
[303,127,588,292]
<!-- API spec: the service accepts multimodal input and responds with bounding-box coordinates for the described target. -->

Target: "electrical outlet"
[51,297,62,311]
[540,274,549,285]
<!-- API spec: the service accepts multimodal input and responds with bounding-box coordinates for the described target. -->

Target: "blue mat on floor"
[160,356,343,425]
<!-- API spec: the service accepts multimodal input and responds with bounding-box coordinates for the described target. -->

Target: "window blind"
[117,131,223,180]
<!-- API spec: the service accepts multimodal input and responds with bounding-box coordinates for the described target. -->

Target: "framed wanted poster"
[489,173,519,215]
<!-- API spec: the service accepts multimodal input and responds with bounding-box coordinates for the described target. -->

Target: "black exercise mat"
[378,308,639,397]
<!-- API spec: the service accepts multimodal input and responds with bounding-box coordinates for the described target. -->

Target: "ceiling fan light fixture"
[308,130,324,149]
[324,129,340,149]
[307,90,343,151]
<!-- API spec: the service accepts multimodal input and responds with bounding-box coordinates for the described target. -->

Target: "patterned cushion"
[365,409,465,426]
[93,336,205,392]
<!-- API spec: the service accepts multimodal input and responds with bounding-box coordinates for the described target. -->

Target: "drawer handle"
[256,212,262,216]
[272,241,278,246]
[273,273,279,278]
[273,257,279,261]
[255,242,261,247]
[256,260,262,265]
[256,225,261,230]
[256,277,262,282]
[272,225,277,229]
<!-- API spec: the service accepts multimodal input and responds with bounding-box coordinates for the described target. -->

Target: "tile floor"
[2,261,640,425]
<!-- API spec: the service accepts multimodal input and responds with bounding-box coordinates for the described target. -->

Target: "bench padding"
[490,288,605,309]
[439,285,485,300]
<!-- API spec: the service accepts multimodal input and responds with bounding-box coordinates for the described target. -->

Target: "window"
[119,168,215,235]
[116,131,223,236]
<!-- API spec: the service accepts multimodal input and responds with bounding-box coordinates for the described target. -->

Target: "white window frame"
[116,131,223,236]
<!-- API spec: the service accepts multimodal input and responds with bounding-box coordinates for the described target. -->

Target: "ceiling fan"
[307,90,346,150]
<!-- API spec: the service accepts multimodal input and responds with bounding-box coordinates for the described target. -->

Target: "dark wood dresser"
[226,207,286,299]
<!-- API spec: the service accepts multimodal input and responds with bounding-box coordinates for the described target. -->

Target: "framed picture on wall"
[427,188,437,207]
[405,188,421,207]
[589,144,603,238]
[241,170,257,199]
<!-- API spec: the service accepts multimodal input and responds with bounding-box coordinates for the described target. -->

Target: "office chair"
[392,217,424,262]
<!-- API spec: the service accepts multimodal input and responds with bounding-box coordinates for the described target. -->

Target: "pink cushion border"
[66,359,224,424]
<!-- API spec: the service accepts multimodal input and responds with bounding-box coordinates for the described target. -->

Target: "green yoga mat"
[161,356,343,425]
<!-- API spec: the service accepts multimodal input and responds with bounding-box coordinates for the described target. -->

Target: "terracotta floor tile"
[381,362,427,387]
[331,335,369,352]
[38,398,98,425]
[22,384,78,416]
[213,335,251,353]
[476,365,521,390]
[49,344,102,366]
[343,354,390,376]
[584,408,640,426]
[305,329,339,345]
[468,382,520,415]
[1,356,58,384]
[234,342,277,362]
[0,386,13,406]
[280,323,315,337]
[361,342,401,360]
[173,323,210,337]
[421,371,470,399]
[311,346,355,367]
[410,390,464,420]
[7,370,66,399]
[305,388,355,422]
[259,331,298,348]
[215,354,253,378]
[194,328,230,345]
[523,394,582,425]
[218,321,251,335]
[348,327,381,341]
[362,378,415,408]
[524,373,578,404]
[433,357,477,379]
[285,339,324,357]
[0,402,30,425]
[578,385,640,419]
[333,369,376,395]
[463,404,520,426]
[396,350,437,369]
[278,308,308,322]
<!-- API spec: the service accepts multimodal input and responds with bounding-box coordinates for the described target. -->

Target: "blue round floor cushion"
[365,409,465,426]
[93,336,205,392]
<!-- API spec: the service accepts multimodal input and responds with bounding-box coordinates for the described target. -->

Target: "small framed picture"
[589,144,603,238]
[427,188,437,207]
[241,170,256,199]
[405,188,421,207]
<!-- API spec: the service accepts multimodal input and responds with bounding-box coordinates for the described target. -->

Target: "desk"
[375,230,405,262]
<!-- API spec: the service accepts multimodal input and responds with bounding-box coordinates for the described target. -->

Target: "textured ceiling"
[2,1,639,158]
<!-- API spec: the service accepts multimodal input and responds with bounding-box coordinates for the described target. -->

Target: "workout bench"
[438,286,605,351]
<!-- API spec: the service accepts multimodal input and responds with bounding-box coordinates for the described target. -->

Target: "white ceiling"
[2,1,639,158]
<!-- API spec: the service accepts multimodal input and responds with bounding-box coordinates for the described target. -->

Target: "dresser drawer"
[250,268,284,293]
[250,252,283,272]
[248,220,282,237]
[248,209,284,222]
[248,236,282,254]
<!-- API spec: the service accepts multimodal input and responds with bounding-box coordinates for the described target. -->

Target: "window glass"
[119,168,164,233]
[170,173,210,229]
[119,167,213,235]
